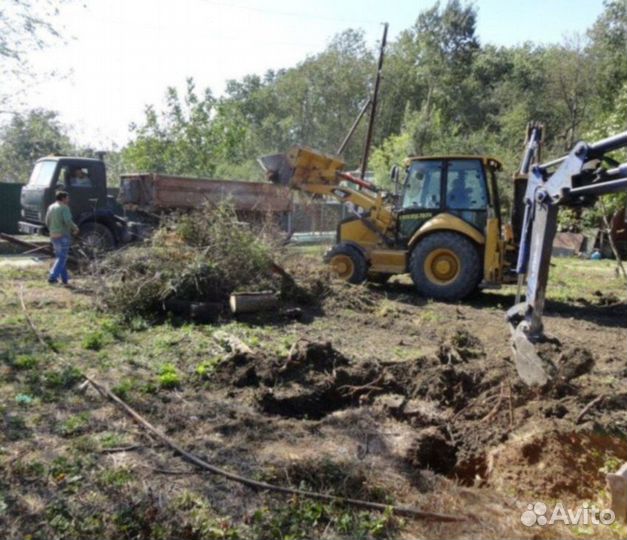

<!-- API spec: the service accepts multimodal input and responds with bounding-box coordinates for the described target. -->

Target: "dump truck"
[118,172,290,217]
[18,155,291,252]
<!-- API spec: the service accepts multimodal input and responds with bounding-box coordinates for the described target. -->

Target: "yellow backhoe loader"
[260,146,511,301]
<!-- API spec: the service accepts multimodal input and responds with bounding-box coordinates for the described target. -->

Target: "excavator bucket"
[259,146,345,189]
[258,153,293,186]
[511,333,554,387]
[507,309,556,387]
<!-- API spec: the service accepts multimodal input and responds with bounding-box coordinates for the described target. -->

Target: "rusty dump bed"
[119,173,292,213]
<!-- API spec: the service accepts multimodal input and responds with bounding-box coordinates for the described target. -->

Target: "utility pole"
[360,23,388,180]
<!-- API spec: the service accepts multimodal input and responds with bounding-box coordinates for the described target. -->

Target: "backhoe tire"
[409,232,481,301]
[78,222,115,258]
[324,243,368,284]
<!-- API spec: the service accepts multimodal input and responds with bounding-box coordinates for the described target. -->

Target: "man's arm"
[62,205,79,234]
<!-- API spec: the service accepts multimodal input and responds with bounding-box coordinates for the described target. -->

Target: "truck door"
[20,160,59,225]
[57,160,107,220]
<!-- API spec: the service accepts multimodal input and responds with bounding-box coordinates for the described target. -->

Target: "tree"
[1,0,69,109]
[0,109,71,182]
[543,37,597,150]
[587,0,627,111]
[124,30,376,177]
[226,29,375,166]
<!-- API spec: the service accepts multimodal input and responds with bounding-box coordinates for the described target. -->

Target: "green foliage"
[0,109,72,182]
[82,331,105,351]
[196,356,222,379]
[123,30,375,176]
[567,81,627,229]
[57,412,90,437]
[157,363,181,389]
[43,365,83,389]
[12,353,38,370]
[251,501,399,540]
[98,466,133,488]
[100,317,125,339]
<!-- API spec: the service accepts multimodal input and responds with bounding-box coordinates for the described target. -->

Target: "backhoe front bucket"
[258,153,293,186]
[259,146,345,189]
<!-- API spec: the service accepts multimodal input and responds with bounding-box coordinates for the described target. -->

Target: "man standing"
[45,191,79,285]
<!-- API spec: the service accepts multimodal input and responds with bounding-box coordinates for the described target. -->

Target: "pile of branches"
[93,204,285,319]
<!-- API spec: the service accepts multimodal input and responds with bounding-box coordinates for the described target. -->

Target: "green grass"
[546,258,625,302]
[157,363,181,389]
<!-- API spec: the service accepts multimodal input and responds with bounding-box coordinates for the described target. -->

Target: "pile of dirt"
[278,257,379,314]
[486,427,627,499]
[213,339,395,419]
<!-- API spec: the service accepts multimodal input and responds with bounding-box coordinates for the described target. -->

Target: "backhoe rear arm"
[508,131,627,385]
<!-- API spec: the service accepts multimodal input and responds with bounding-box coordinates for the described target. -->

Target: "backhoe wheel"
[78,222,115,258]
[409,232,481,301]
[325,243,367,284]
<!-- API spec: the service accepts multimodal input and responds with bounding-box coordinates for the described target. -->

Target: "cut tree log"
[163,299,222,323]
[229,291,278,314]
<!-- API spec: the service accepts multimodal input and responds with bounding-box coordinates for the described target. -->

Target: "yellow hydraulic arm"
[261,145,397,242]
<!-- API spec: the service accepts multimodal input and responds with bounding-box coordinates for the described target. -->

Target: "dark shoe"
[48,278,58,284]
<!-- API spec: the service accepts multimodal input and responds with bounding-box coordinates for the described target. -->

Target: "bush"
[93,203,283,319]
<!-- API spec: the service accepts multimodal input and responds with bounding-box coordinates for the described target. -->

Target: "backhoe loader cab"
[397,156,502,242]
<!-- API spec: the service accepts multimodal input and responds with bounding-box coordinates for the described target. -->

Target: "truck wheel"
[409,232,481,301]
[324,243,367,284]
[79,222,115,257]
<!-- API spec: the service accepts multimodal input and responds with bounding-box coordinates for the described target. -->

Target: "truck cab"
[19,156,125,251]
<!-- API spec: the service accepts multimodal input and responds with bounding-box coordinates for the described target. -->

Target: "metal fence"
[290,200,349,233]
[0,182,23,234]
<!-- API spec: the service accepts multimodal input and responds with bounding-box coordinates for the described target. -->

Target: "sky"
[15,0,606,147]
